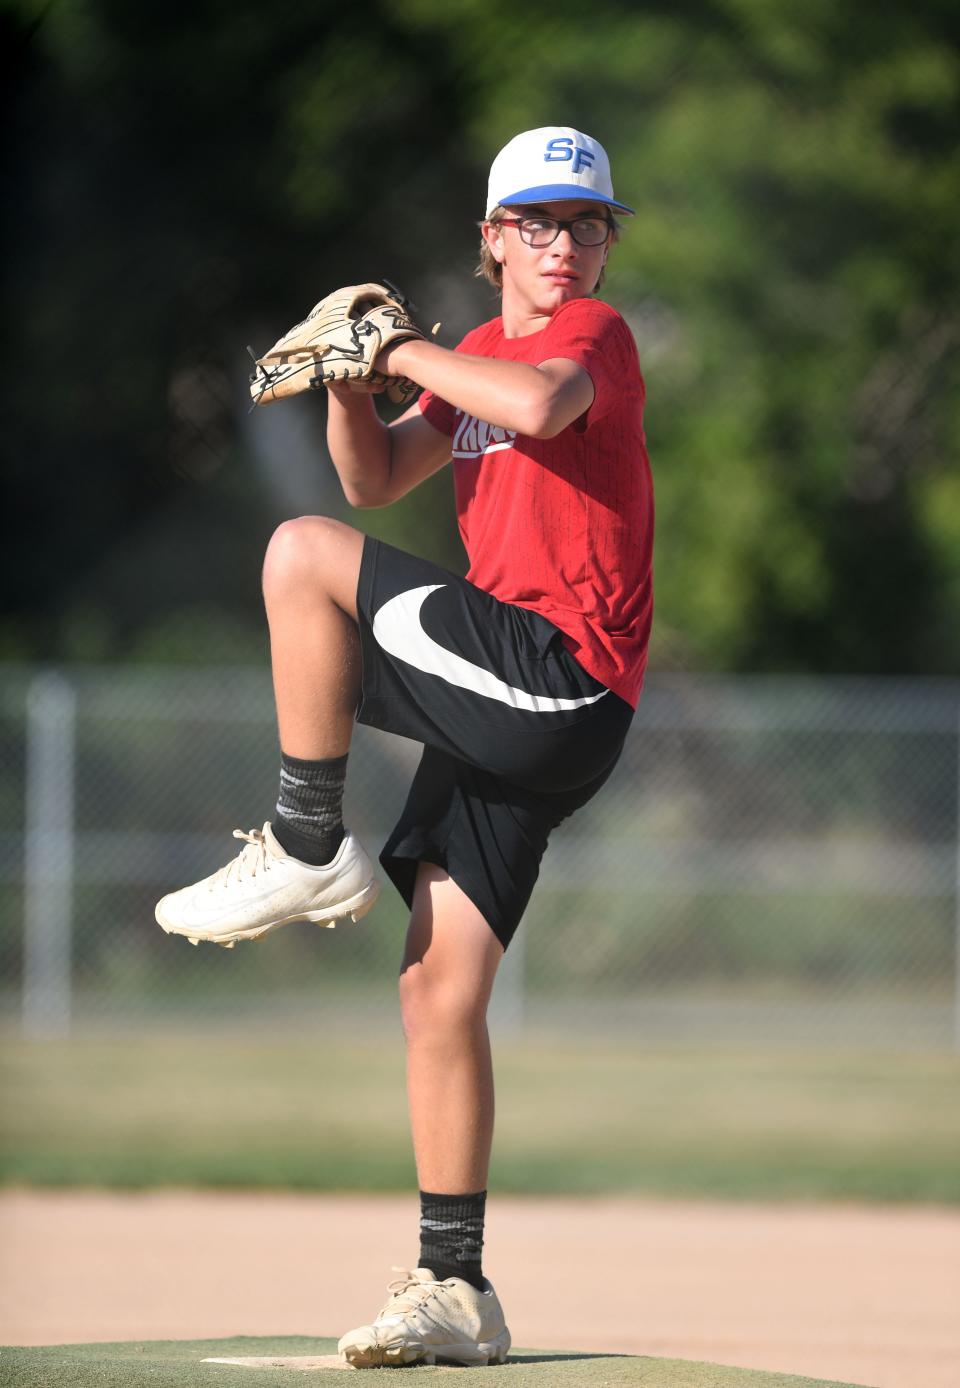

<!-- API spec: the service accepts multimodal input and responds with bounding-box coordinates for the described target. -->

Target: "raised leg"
[156,514,379,943]
[261,515,366,760]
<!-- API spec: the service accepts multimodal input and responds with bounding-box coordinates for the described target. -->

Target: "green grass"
[0,1337,872,1387]
[2,1030,958,1200]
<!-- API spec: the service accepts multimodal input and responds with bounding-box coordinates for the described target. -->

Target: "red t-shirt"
[420,297,654,708]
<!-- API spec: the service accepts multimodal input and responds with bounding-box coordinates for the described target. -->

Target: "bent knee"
[264,515,341,575]
[262,516,360,597]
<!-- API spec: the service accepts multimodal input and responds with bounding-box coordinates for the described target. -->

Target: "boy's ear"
[482,221,506,264]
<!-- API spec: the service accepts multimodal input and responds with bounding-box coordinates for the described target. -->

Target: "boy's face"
[483,199,612,322]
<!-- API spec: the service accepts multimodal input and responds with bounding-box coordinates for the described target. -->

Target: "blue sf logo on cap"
[543,136,595,174]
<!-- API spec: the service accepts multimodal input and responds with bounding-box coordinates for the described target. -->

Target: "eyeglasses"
[497,215,612,248]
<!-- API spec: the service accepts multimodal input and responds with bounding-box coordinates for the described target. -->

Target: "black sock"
[418,1190,486,1291]
[272,751,347,865]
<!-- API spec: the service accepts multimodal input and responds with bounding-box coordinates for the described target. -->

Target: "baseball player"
[156,126,653,1367]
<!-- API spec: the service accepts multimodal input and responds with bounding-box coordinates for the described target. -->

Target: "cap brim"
[490,183,634,216]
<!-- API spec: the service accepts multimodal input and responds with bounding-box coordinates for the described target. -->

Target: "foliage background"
[4,0,958,674]
[2,3,959,1246]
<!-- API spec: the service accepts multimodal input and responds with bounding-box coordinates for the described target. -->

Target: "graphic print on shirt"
[452,410,517,460]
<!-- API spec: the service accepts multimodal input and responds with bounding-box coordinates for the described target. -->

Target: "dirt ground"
[1,1192,957,1388]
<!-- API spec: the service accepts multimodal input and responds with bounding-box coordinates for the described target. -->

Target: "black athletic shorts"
[356,538,634,949]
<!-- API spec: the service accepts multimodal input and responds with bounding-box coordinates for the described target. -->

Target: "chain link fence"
[1,665,956,1048]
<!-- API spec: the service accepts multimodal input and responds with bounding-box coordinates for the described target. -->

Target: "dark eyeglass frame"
[497,214,613,248]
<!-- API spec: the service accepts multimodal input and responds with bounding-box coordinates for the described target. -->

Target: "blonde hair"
[475,205,619,292]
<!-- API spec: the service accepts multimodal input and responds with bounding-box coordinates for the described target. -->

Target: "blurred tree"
[587,0,960,672]
[3,0,958,673]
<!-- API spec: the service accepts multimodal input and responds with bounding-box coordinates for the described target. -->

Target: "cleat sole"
[342,1339,504,1370]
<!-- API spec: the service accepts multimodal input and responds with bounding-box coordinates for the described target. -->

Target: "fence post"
[23,672,76,1039]
[956,708,960,1055]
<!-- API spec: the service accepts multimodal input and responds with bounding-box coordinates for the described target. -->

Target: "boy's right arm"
[325,382,451,509]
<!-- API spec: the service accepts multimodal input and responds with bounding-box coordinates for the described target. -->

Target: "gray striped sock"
[273,752,347,865]
[419,1190,486,1291]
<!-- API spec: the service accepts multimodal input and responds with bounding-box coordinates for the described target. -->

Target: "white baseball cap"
[486,126,634,218]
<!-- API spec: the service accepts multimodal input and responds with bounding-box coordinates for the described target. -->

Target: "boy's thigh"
[356,537,632,794]
[380,745,619,950]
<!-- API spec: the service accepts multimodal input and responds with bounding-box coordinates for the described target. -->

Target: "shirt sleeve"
[534,299,642,429]
[419,389,457,436]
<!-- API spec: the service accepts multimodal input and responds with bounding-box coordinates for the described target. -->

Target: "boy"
[156,126,653,1367]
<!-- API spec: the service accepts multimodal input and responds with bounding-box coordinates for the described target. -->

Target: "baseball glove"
[249,280,434,407]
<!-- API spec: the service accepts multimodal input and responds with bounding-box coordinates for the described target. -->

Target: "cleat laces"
[377,1269,447,1321]
[208,828,270,891]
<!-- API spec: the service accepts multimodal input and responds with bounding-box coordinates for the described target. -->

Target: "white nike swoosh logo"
[371,585,608,713]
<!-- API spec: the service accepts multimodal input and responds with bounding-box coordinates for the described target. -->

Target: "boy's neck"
[499,289,552,339]
[499,284,592,339]
[500,312,549,339]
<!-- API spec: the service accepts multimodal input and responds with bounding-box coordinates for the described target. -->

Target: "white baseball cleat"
[155,823,379,947]
[338,1267,511,1368]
